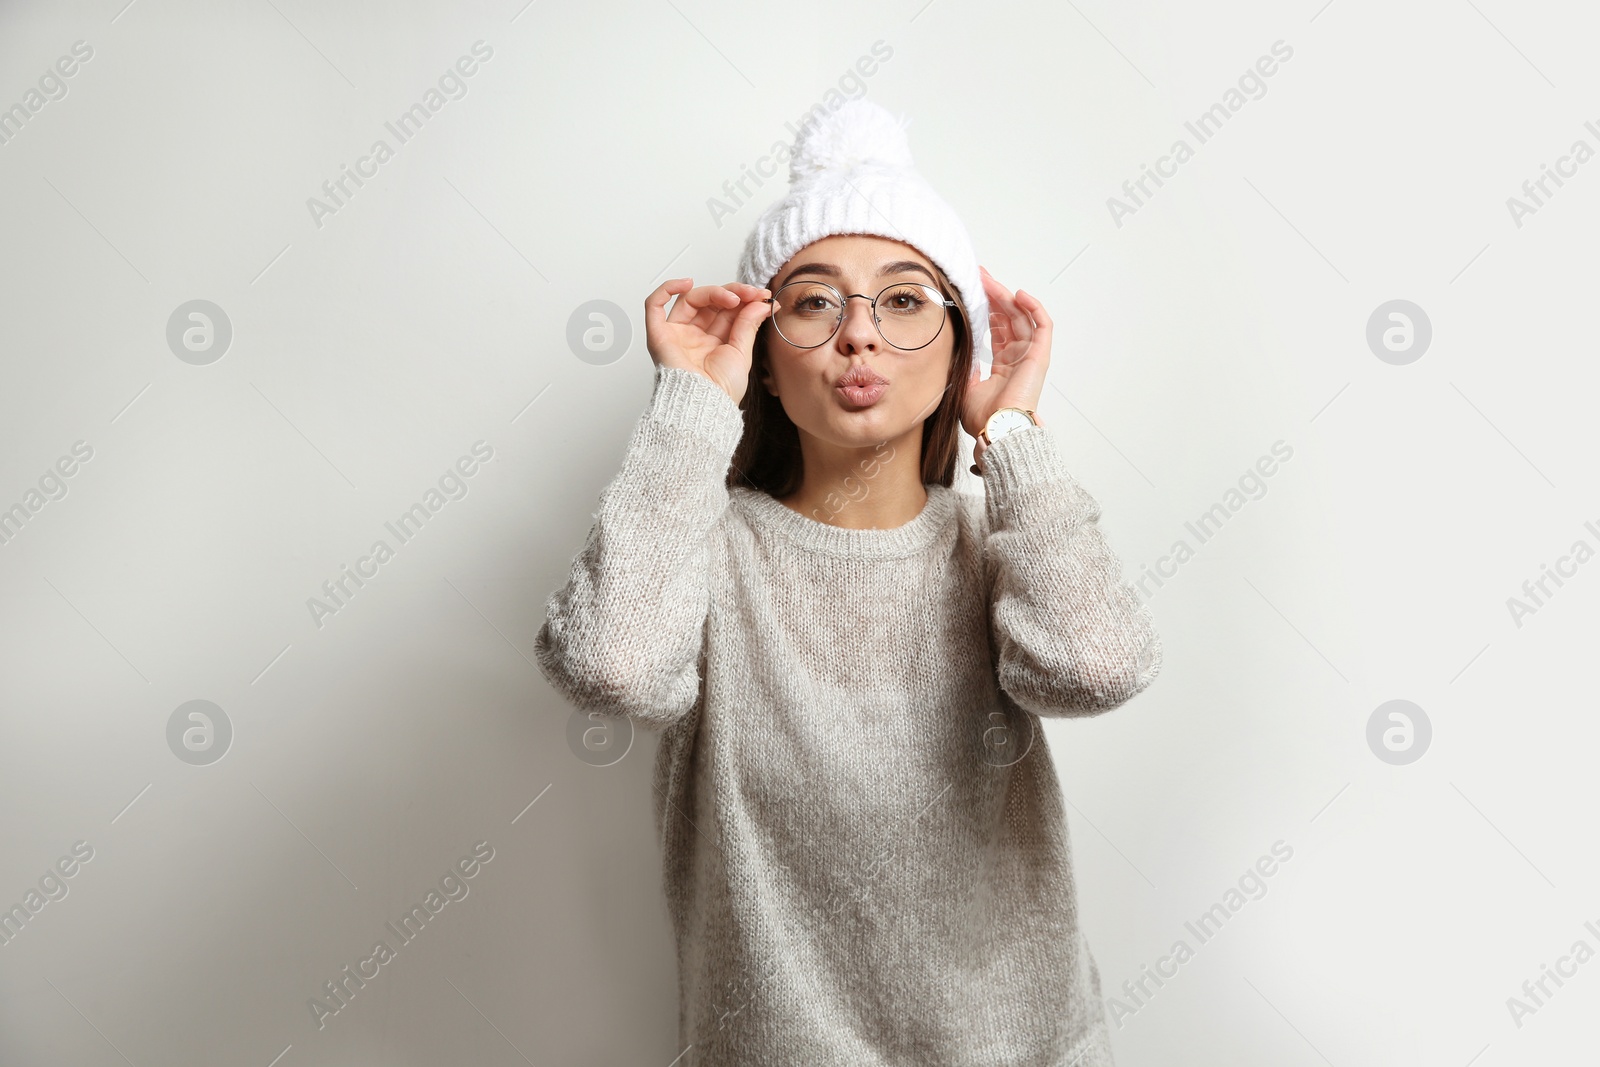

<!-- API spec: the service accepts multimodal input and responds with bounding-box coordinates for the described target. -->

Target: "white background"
[0,1,1596,1064]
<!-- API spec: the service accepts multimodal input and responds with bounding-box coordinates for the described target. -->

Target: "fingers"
[665,281,751,325]
[667,286,730,325]
[645,277,693,336]
[979,264,1015,309]
[705,283,769,339]
[727,292,772,354]
[980,265,1050,342]
[979,265,1025,343]
[647,278,770,344]
[1013,288,1053,336]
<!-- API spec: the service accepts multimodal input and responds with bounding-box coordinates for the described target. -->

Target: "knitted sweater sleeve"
[980,422,1162,716]
[534,364,747,731]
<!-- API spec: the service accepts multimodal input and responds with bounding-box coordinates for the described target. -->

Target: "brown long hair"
[725,259,973,497]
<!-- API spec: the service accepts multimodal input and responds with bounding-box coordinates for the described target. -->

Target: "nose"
[835,294,880,353]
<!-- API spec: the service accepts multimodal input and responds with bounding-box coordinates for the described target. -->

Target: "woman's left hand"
[965,265,1051,468]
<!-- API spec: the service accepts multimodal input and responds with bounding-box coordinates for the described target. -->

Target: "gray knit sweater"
[535,364,1162,1066]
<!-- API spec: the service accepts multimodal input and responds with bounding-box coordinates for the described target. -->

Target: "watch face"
[988,409,1033,437]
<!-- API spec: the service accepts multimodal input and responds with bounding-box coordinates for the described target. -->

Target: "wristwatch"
[979,407,1038,447]
[971,407,1039,475]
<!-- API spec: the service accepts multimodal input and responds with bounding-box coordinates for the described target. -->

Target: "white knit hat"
[735,99,989,365]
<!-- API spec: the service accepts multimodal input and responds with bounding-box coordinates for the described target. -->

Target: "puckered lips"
[834,364,889,410]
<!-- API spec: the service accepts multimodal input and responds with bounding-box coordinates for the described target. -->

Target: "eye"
[879,285,930,313]
[780,285,842,315]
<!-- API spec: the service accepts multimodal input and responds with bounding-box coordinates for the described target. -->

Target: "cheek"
[764,354,804,393]
[896,354,952,410]
[766,355,829,418]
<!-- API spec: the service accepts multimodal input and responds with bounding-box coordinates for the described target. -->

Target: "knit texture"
[535,364,1163,1066]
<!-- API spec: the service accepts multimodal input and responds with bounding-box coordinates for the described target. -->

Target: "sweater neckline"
[729,483,957,559]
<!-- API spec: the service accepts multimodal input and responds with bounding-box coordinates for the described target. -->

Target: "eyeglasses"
[764,280,956,351]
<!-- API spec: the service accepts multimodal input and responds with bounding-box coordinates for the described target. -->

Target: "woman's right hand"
[645,278,771,405]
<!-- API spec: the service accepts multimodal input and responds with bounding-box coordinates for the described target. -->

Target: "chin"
[833,412,907,444]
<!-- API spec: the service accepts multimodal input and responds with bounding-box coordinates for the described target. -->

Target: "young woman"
[536,100,1160,1067]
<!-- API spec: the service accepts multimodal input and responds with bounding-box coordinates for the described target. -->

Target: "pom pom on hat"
[787,100,915,182]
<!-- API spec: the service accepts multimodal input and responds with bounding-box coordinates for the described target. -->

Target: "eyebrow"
[776,260,935,289]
